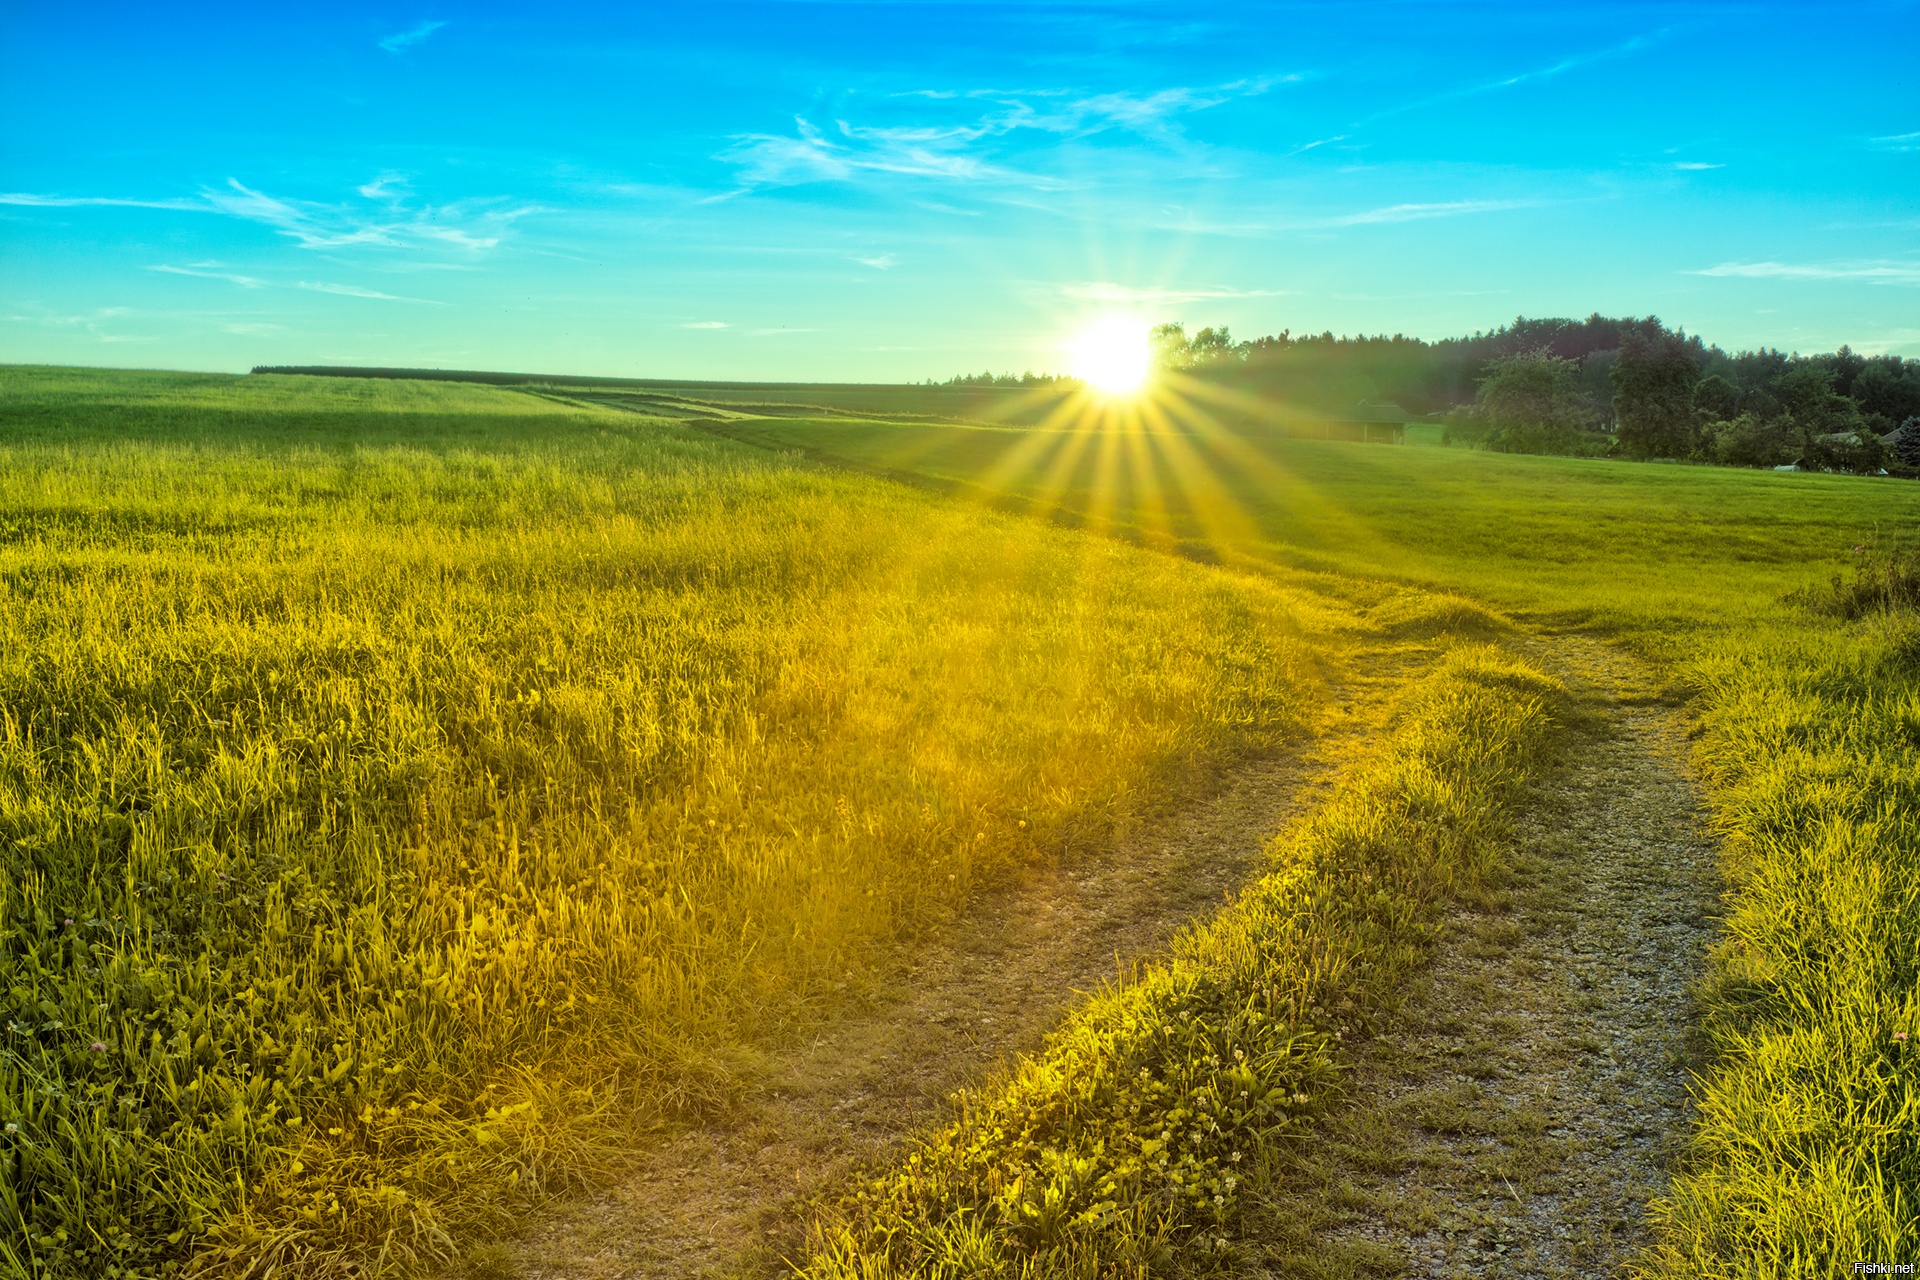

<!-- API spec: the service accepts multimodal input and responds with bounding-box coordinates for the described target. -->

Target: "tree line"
[1147,316,1920,474]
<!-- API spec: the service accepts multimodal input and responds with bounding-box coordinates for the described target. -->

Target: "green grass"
[799,642,1562,1279]
[11,367,1920,1276]
[0,368,1376,1278]
[723,413,1920,1270]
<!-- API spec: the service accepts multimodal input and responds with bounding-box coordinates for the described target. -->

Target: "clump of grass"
[798,643,1560,1278]
[1792,539,1920,620]
[1642,619,1920,1274]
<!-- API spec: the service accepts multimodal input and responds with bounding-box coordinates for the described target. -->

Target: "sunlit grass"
[801,641,1563,1277]
[0,367,1375,1277]
[732,411,1920,1271]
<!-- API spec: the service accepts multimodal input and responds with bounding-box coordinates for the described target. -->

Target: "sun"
[1066,315,1152,397]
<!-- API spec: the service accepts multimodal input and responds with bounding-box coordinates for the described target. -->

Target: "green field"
[4,368,1918,1277]
[724,411,1920,1272]
[0,368,1386,1277]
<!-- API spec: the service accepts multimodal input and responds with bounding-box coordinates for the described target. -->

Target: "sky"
[3,1,1917,381]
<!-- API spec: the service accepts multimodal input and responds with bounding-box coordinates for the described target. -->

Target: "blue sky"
[3,1,1917,380]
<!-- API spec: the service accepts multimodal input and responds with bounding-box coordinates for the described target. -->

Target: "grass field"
[724,412,1920,1272]
[0,368,1385,1277]
[6,369,1919,1276]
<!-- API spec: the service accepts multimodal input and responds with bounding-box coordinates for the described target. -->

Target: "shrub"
[1481,422,1613,457]
[1708,414,1797,468]
[1803,430,1888,475]
[1795,541,1920,619]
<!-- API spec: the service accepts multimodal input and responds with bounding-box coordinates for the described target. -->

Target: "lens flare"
[1067,316,1152,396]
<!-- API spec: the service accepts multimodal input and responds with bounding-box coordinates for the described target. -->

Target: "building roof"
[1342,401,1411,423]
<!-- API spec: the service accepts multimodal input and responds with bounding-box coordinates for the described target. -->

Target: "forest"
[1147,315,1920,473]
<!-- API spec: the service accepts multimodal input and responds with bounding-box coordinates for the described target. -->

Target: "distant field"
[0,367,1372,1277]
[708,414,1919,628]
[719,411,1920,1270]
[251,366,1079,427]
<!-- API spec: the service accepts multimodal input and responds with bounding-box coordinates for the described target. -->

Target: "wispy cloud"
[0,193,202,210]
[719,117,1010,190]
[1154,197,1542,240]
[1284,135,1347,158]
[150,262,268,287]
[1689,260,1920,286]
[1319,199,1531,227]
[1064,281,1290,304]
[8,176,540,255]
[2,305,149,342]
[296,281,438,302]
[855,253,897,269]
[1869,129,1920,152]
[149,261,442,302]
[680,320,729,329]
[1367,32,1667,123]
[379,20,446,54]
[720,77,1291,192]
[1672,161,1724,170]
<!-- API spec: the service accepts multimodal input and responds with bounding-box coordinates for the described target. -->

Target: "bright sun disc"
[1067,317,1151,396]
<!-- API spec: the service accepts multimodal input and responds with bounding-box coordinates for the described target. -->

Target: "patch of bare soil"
[474,690,1391,1280]
[1235,638,1718,1278]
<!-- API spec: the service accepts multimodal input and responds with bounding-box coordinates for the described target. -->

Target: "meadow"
[5,367,1919,1278]
[727,410,1920,1272]
[0,368,1372,1277]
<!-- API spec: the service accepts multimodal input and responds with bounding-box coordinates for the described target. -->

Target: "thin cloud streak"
[296,281,444,302]
[149,263,268,287]
[1064,282,1291,304]
[8,178,542,254]
[1364,31,1668,123]
[1690,260,1920,286]
[149,262,442,302]
[1,193,203,211]
[1320,199,1532,227]
[379,21,446,53]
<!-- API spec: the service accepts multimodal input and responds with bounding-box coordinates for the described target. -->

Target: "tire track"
[469,675,1400,1280]
[1240,638,1718,1277]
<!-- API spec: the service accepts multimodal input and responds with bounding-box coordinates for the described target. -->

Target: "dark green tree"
[1692,373,1740,422]
[1611,327,1703,458]
[1776,364,1863,438]
[1187,325,1238,367]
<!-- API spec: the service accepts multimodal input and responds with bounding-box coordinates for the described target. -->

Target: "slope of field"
[0,369,1375,1278]
[249,366,1077,427]
[720,414,1920,1271]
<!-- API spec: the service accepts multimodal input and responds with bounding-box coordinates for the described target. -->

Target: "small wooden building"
[1284,402,1409,444]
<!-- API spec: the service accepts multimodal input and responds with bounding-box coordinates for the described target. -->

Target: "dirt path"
[480,682,1392,1280]
[1236,637,1719,1278]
